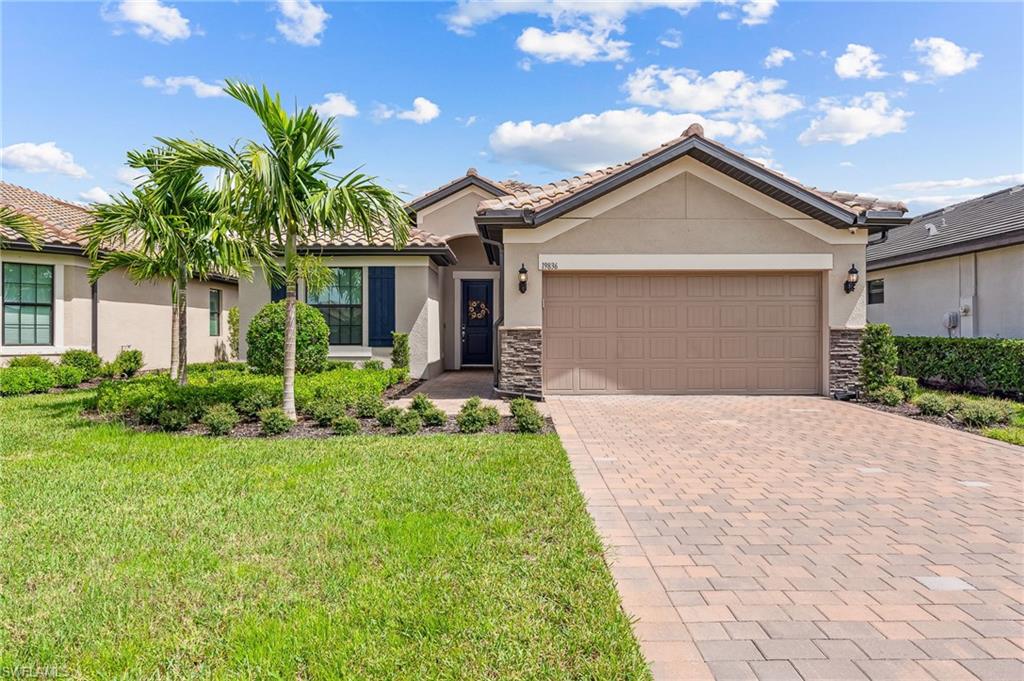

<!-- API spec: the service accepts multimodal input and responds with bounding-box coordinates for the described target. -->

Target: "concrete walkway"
[549,395,1023,681]
[390,369,550,416]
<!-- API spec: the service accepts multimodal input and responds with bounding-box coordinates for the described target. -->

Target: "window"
[270,281,286,303]
[209,289,222,336]
[3,263,54,346]
[867,279,884,305]
[307,267,362,345]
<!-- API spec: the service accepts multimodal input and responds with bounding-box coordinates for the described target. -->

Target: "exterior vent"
[925,223,939,236]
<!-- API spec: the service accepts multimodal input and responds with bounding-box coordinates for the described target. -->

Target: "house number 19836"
[540,262,559,270]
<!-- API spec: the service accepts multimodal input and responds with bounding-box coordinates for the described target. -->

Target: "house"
[0,182,238,367]
[867,186,1024,339]
[238,124,912,397]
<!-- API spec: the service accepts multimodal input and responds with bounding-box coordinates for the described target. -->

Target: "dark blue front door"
[461,279,493,365]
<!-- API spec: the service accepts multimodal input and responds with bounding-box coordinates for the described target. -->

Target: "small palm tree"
[83,147,263,385]
[159,82,409,417]
[0,207,44,250]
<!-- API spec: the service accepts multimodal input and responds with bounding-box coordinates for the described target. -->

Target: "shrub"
[894,336,1024,399]
[53,364,85,388]
[201,403,239,436]
[237,382,281,417]
[329,360,354,370]
[859,324,898,395]
[259,407,293,436]
[331,414,360,435]
[892,375,919,402]
[421,407,446,427]
[868,385,905,407]
[0,367,54,396]
[354,394,385,419]
[954,400,1014,428]
[189,361,247,374]
[98,362,118,379]
[112,349,144,378]
[510,397,544,433]
[409,393,435,416]
[227,306,240,360]
[456,397,499,434]
[7,355,54,370]
[61,349,102,380]
[158,408,191,432]
[377,406,402,427]
[914,392,950,416]
[363,359,384,371]
[394,410,422,435]
[308,400,345,427]
[246,301,329,375]
[391,332,410,369]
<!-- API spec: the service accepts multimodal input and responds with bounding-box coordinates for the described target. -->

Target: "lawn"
[0,392,649,680]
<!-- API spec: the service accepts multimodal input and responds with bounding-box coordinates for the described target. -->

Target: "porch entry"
[460,279,493,366]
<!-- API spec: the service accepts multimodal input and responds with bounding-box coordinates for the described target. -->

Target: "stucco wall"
[868,244,1024,338]
[416,187,496,240]
[438,235,500,369]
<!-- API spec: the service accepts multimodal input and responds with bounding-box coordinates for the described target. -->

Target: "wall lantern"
[843,264,859,294]
[518,264,529,293]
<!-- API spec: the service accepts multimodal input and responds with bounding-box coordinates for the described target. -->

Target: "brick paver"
[549,395,1023,681]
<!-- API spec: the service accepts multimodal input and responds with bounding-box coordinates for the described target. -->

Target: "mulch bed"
[853,399,977,434]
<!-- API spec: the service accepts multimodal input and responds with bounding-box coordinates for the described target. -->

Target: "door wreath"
[468,299,490,320]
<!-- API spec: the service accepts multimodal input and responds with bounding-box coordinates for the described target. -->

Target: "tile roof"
[868,185,1024,266]
[299,223,449,249]
[405,168,512,212]
[0,181,94,248]
[477,125,907,219]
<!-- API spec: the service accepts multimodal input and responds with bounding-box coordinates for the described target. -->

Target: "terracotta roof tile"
[0,181,94,248]
[299,223,448,249]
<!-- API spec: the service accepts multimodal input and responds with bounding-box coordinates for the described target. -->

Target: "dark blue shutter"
[271,281,286,302]
[368,266,395,347]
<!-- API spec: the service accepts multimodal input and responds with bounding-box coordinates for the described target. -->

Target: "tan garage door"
[542,272,822,395]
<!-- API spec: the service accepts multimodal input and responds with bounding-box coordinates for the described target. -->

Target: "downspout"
[91,281,99,354]
[478,228,504,390]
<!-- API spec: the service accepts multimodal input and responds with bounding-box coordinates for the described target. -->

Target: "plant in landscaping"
[394,410,422,435]
[892,375,919,402]
[456,397,500,434]
[7,355,54,370]
[409,393,434,415]
[421,407,446,427]
[259,407,293,436]
[859,323,898,395]
[227,307,240,360]
[377,406,402,427]
[53,364,85,389]
[953,398,1015,428]
[237,383,281,417]
[158,408,191,432]
[112,349,144,378]
[161,82,408,419]
[201,403,240,436]
[355,394,385,419]
[510,397,544,434]
[913,392,950,416]
[0,367,55,396]
[363,360,384,371]
[894,336,1024,399]
[246,301,329,376]
[331,414,360,435]
[391,332,409,369]
[61,349,102,380]
[308,400,344,427]
[868,385,905,407]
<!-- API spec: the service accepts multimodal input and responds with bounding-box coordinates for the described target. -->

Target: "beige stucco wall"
[416,187,497,240]
[502,159,868,335]
[0,249,237,368]
[868,243,1024,338]
[236,256,443,378]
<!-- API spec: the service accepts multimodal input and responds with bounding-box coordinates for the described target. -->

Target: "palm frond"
[0,207,44,250]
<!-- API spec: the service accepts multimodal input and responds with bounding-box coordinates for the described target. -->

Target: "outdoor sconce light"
[844,264,859,294]
[518,264,529,293]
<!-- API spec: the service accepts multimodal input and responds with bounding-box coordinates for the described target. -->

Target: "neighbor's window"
[868,279,884,305]
[2,263,54,346]
[209,289,222,336]
[307,267,362,345]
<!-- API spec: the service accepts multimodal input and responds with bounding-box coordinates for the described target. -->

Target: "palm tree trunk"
[169,283,179,379]
[282,229,297,419]
[176,267,188,386]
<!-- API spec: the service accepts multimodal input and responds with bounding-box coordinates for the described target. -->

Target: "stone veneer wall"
[498,327,542,396]
[829,328,863,396]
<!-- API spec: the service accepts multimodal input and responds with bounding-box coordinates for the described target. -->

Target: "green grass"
[0,392,648,680]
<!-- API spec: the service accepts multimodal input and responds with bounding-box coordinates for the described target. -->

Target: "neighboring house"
[867,185,1024,339]
[238,124,912,397]
[0,182,238,367]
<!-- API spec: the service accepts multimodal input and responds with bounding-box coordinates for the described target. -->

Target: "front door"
[461,279,493,366]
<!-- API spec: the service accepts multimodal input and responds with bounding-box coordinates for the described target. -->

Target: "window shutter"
[271,281,286,302]
[368,266,396,347]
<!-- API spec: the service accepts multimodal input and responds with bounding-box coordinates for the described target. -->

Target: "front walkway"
[391,369,550,416]
[549,395,1024,681]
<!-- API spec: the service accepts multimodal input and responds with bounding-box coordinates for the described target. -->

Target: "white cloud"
[444,1,701,36]
[888,173,1024,192]
[80,186,112,204]
[912,37,982,78]
[713,0,777,25]
[798,92,911,146]
[141,75,225,98]
[901,194,975,208]
[102,0,191,42]
[624,65,802,121]
[116,167,147,187]
[457,115,478,127]
[313,92,358,118]
[276,0,329,46]
[834,44,886,79]
[376,97,440,124]
[516,26,629,64]
[763,47,793,69]
[658,28,682,49]
[901,71,920,83]
[1,142,88,178]
[839,161,855,168]
[489,108,764,173]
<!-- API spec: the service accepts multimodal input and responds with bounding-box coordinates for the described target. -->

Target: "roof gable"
[405,169,510,213]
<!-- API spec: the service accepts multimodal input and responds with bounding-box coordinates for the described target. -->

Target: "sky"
[2,0,1022,215]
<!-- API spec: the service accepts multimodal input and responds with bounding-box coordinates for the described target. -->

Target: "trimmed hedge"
[246,301,329,375]
[895,336,1024,399]
[0,367,55,396]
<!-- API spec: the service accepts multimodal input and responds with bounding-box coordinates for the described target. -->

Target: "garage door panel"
[543,272,821,395]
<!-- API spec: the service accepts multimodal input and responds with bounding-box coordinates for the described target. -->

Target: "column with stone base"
[498,326,542,396]
[829,327,863,397]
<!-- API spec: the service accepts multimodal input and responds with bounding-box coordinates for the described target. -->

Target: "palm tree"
[83,147,261,385]
[158,82,409,417]
[0,207,44,250]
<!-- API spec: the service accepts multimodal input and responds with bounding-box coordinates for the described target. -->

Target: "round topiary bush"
[246,301,329,375]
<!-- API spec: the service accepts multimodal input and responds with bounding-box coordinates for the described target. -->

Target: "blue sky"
[2,1,1022,214]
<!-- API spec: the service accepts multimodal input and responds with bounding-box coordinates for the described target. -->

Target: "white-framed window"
[3,262,54,346]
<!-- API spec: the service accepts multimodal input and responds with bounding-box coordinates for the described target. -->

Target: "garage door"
[542,272,821,395]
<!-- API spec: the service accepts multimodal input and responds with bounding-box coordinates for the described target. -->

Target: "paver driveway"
[549,396,1024,681]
